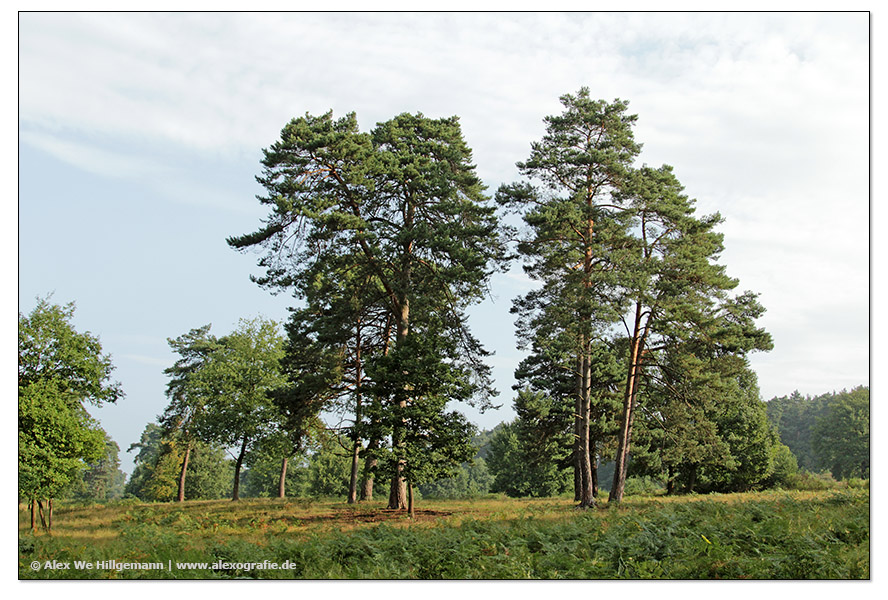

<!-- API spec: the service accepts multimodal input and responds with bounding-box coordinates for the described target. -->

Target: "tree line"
[16,293,866,514]
[20,88,868,526]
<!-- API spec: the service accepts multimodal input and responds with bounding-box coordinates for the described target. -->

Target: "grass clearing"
[19,488,868,579]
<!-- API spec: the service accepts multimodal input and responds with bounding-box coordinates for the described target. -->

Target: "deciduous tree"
[19,297,122,530]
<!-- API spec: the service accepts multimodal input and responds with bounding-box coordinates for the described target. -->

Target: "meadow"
[19,486,869,580]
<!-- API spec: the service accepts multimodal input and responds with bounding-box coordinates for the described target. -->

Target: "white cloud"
[19,131,161,179]
[17,12,870,456]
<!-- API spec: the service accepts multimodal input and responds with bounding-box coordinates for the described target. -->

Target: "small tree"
[19,297,122,530]
[191,317,287,501]
[160,324,219,502]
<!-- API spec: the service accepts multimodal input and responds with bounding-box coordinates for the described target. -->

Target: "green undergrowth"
[19,488,869,579]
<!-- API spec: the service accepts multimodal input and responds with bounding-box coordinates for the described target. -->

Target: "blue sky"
[15,12,871,476]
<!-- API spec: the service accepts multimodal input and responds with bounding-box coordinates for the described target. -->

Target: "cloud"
[17,12,870,457]
[19,131,162,179]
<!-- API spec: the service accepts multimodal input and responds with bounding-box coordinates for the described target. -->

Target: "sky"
[15,11,872,477]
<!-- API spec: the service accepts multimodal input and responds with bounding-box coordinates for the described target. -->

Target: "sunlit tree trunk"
[177,444,191,502]
[278,456,288,498]
[232,435,248,501]
[611,304,647,503]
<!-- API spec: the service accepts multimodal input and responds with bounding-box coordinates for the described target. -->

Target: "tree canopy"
[19,297,122,529]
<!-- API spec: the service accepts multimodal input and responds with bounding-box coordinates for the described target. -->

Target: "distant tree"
[125,423,232,501]
[190,317,287,501]
[418,458,493,499]
[19,297,122,530]
[160,324,219,502]
[65,433,126,501]
[125,423,177,501]
[302,429,354,497]
[486,394,574,499]
[767,390,831,472]
[765,442,799,488]
[182,443,233,500]
[242,446,309,498]
[692,369,781,493]
[812,386,869,480]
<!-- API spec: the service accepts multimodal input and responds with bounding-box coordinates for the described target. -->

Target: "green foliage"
[229,108,507,505]
[64,434,126,501]
[19,380,106,502]
[190,318,287,451]
[768,386,869,481]
[19,297,122,505]
[305,439,353,498]
[767,390,831,471]
[766,442,799,488]
[184,445,235,500]
[418,459,493,499]
[812,386,869,480]
[18,296,124,407]
[242,452,308,499]
[622,476,665,497]
[487,420,572,498]
[125,423,232,501]
[780,470,841,492]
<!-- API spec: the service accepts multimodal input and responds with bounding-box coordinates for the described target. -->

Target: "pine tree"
[497,88,640,507]
[229,110,506,510]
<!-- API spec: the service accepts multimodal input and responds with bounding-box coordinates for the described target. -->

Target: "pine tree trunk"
[362,318,390,503]
[278,456,288,498]
[388,297,409,510]
[577,346,595,508]
[610,304,645,504]
[685,467,697,494]
[232,435,248,501]
[348,441,361,504]
[348,321,363,504]
[177,444,191,502]
[388,463,407,510]
[361,437,378,501]
[573,354,583,502]
[590,438,599,498]
[576,214,595,509]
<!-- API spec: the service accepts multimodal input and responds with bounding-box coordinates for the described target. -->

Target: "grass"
[19,488,869,579]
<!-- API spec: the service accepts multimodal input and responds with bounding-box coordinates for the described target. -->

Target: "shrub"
[782,470,841,491]
[623,476,665,497]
